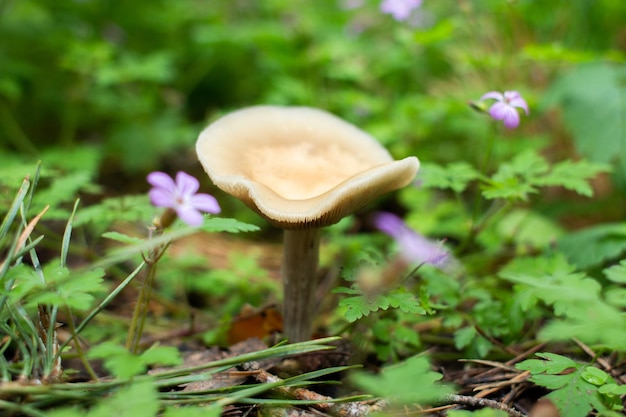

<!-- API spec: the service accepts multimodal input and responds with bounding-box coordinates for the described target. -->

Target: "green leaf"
[88,342,182,379]
[453,326,476,350]
[200,217,260,233]
[500,256,601,318]
[517,353,609,417]
[544,62,626,176]
[603,260,626,284]
[26,264,105,311]
[88,342,145,379]
[535,159,610,197]
[140,345,182,368]
[517,352,578,375]
[482,151,548,201]
[497,208,564,249]
[386,290,427,315]
[103,231,144,245]
[599,383,626,396]
[338,294,390,322]
[351,355,454,406]
[557,223,626,269]
[420,162,481,193]
[581,366,610,386]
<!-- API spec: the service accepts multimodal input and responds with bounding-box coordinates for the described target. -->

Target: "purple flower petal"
[149,188,174,208]
[480,89,529,129]
[175,171,200,197]
[147,171,176,189]
[480,91,504,101]
[502,107,521,129]
[147,171,221,227]
[374,212,449,269]
[508,96,529,115]
[380,0,422,21]
[175,205,204,227]
[191,193,221,214]
[488,102,509,121]
[373,212,406,238]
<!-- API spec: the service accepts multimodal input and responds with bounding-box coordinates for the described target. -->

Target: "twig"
[243,363,373,417]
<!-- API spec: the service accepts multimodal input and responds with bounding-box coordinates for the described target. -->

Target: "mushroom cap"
[196,105,419,229]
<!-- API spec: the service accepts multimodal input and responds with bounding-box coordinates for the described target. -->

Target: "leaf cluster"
[421,151,609,201]
[517,352,626,417]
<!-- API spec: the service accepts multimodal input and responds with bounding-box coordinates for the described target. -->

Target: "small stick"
[242,362,375,417]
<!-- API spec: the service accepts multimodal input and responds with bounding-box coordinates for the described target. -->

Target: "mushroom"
[196,105,419,342]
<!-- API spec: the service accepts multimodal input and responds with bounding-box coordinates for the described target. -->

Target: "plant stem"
[282,228,321,343]
[64,306,99,381]
[126,261,158,353]
[458,123,498,254]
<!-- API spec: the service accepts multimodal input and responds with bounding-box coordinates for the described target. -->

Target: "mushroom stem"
[281,228,321,342]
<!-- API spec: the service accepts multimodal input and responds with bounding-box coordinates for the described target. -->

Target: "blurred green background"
[1,0,626,219]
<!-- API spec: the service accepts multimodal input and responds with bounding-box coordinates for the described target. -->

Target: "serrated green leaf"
[338,296,374,322]
[517,354,607,417]
[26,265,105,311]
[545,367,606,417]
[420,162,481,193]
[103,231,144,244]
[386,290,427,315]
[535,160,610,197]
[351,355,454,406]
[482,151,549,201]
[482,175,538,201]
[501,265,600,318]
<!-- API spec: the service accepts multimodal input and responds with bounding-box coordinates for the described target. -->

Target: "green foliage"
[18,264,106,311]
[74,195,156,234]
[557,223,626,269]
[334,285,428,323]
[47,380,160,417]
[500,255,626,350]
[420,162,482,193]
[481,151,608,201]
[88,342,182,379]
[545,62,626,177]
[3,1,626,414]
[351,355,454,406]
[517,353,624,417]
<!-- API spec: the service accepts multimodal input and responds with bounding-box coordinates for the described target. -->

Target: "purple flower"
[374,212,449,268]
[380,0,422,21]
[480,90,529,129]
[147,171,220,227]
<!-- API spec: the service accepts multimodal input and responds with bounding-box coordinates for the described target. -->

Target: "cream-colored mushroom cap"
[196,105,419,229]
